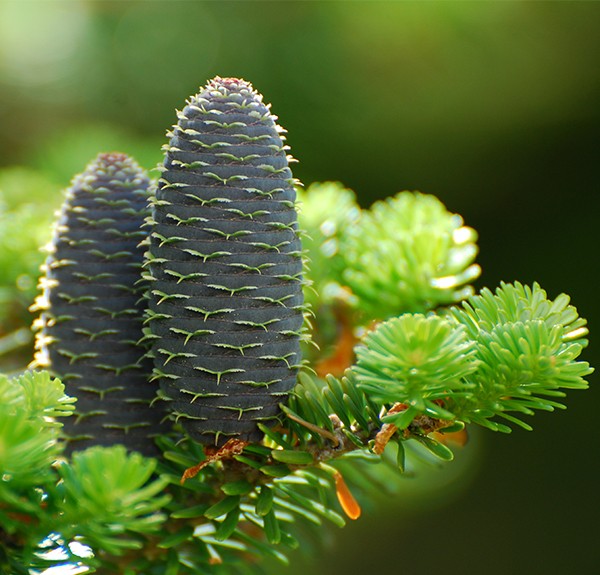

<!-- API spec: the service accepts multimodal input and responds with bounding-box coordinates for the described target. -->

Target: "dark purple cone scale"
[33,153,168,455]
[147,77,304,446]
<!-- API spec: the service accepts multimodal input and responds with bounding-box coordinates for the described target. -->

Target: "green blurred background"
[0,1,598,573]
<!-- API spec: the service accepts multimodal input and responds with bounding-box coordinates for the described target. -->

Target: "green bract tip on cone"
[146,77,305,445]
[32,153,168,455]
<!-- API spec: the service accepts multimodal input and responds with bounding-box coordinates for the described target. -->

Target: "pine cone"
[147,77,304,445]
[32,153,167,455]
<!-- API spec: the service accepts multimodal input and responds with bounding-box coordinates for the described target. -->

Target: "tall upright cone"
[32,153,167,455]
[146,77,304,446]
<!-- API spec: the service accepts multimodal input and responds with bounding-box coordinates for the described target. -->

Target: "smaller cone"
[32,153,168,455]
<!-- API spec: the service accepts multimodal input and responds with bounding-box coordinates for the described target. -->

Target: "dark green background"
[1,1,598,573]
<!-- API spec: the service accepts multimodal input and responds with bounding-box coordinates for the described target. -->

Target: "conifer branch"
[0,77,593,575]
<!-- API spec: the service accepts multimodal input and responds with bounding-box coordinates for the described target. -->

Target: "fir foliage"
[0,170,58,328]
[447,281,592,431]
[0,371,70,573]
[296,182,360,363]
[342,191,481,321]
[57,447,170,556]
[296,182,359,308]
[0,373,168,573]
[352,314,478,425]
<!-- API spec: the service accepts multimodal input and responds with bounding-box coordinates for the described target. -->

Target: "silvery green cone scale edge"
[31,152,168,456]
[146,76,304,446]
